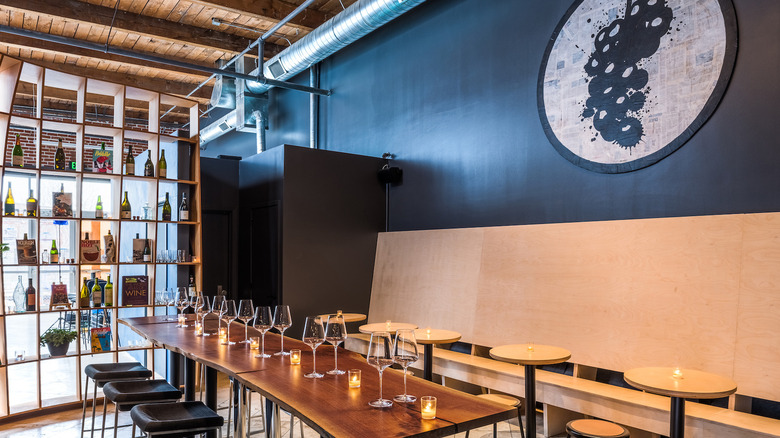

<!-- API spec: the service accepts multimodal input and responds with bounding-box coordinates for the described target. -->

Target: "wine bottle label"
[126,163,135,174]
[159,168,166,178]
[143,254,151,262]
[180,211,189,221]
[12,155,23,166]
[26,201,37,216]
[120,210,132,219]
[96,209,103,219]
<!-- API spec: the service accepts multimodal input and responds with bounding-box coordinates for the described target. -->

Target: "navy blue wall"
[203,0,780,231]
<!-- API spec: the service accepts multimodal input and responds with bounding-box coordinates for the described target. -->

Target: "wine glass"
[194,295,208,335]
[302,316,325,378]
[272,305,292,356]
[253,306,273,358]
[175,289,189,327]
[393,329,419,403]
[210,295,225,336]
[165,289,177,321]
[237,299,254,344]
[367,331,394,408]
[220,299,237,345]
[325,314,347,375]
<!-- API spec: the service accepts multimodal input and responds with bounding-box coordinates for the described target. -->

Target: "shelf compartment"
[7,361,39,414]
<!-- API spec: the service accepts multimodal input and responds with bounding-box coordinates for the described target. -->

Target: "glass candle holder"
[178,314,186,327]
[348,369,361,388]
[290,349,301,365]
[421,396,437,420]
[673,367,683,379]
[194,321,203,336]
[218,327,227,342]
[250,337,260,350]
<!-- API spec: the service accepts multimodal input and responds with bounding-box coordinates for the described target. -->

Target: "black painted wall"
[203,0,780,231]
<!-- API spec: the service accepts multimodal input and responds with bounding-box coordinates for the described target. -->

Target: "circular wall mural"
[538,0,737,173]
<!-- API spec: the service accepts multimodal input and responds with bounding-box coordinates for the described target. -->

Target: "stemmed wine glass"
[175,289,190,327]
[237,299,254,344]
[207,295,224,336]
[194,295,209,335]
[166,289,177,321]
[325,314,347,375]
[159,290,176,321]
[367,331,394,408]
[393,329,419,403]
[253,306,273,358]
[220,299,238,345]
[273,305,292,356]
[302,316,325,378]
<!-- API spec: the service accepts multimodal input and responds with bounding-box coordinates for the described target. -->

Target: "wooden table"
[317,313,367,323]
[359,322,418,334]
[122,316,515,438]
[624,367,737,438]
[490,343,571,438]
[414,329,461,381]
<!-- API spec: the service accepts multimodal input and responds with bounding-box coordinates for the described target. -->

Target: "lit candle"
[527,342,534,352]
[218,327,227,342]
[290,349,301,365]
[337,310,343,316]
[386,320,392,329]
[178,314,186,327]
[348,369,361,388]
[421,396,437,420]
[250,337,260,350]
[673,367,683,379]
[194,321,203,336]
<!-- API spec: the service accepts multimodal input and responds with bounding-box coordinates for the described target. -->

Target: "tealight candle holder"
[178,314,187,328]
[194,321,203,336]
[218,327,227,343]
[527,342,534,352]
[250,337,260,350]
[421,396,437,420]
[290,349,301,365]
[673,367,683,379]
[348,369,361,388]
[386,320,392,329]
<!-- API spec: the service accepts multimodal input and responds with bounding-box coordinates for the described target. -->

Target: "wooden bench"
[353,212,780,437]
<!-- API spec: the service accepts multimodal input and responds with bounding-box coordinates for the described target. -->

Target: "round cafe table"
[414,329,461,381]
[624,367,737,438]
[490,344,571,438]
[317,313,367,323]
[358,322,418,334]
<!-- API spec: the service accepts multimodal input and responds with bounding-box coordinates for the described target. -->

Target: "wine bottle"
[104,275,113,307]
[50,239,59,264]
[162,192,172,221]
[188,274,196,296]
[179,193,189,221]
[144,154,154,177]
[4,183,15,216]
[80,277,90,308]
[26,279,36,312]
[95,195,103,219]
[158,150,167,178]
[12,133,23,167]
[126,145,135,175]
[143,238,151,262]
[121,191,132,219]
[26,190,37,217]
[54,138,67,170]
[92,276,103,307]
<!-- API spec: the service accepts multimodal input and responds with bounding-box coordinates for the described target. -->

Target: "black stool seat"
[131,401,224,434]
[567,419,630,438]
[85,362,152,386]
[103,379,181,411]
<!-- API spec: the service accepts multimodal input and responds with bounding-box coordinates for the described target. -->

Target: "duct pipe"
[310,64,319,149]
[246,0,427,94]
[254,110,266,153]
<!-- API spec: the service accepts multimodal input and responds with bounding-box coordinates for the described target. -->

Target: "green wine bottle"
[26,190,37,217]
[12,134,23,167]
[80,277,90,308]
[50,239,59,264]
[95,195,103,219]
[91,276,102,307]
[162,192,172,221]
[54,138,67,170]
[144,154,154,177]
[104,275,113,307]
[126,145,135,175]
[158,150,167,178]
[4,183,15,216]
[143,238,151,262]
[121,191,132,219]
[179,193,189,221]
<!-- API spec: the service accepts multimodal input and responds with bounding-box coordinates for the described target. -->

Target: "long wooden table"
[121,316,516,438]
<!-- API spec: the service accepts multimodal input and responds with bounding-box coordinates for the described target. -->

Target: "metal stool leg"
[101,396,108,438]
[81,378,89,436]
[91,381,98,438]
[113,402,120,438]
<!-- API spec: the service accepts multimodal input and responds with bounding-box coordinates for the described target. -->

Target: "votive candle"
[178,314,186,327]
[421,396,437,420]
[348,369,361,388]
[673,367,683,379]
[194,321,203,336]
[218,327,227,342]
[250,337,260,350]
[290,349,301,365]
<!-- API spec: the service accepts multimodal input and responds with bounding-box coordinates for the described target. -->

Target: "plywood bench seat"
[346,335,780,437]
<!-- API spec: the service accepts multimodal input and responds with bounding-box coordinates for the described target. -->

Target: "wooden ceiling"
[0,0,357,117]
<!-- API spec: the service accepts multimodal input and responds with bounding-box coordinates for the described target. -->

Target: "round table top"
[317,313,367,323]
[414,329,462,345]
[490,343,572,366]
[358,322,418,334]
[624,367,737,399]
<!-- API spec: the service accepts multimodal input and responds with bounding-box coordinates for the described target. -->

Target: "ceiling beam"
[0,31,211,78]
[0,0,285,58]
[188,0,329,32]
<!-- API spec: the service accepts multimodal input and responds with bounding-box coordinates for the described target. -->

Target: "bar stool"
[566,419,630,438]
[131,401,224,437]
[101,379,182,438]
[465,393,525,438]
[82,362,153,437]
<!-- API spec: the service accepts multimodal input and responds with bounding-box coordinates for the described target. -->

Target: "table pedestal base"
[670,396,685,438]
[424,344,433,381]
[524,365,535,438]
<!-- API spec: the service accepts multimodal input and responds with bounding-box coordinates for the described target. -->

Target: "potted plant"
[40,328,78,357]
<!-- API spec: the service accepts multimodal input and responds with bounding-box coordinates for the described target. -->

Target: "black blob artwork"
[582,0,673,148]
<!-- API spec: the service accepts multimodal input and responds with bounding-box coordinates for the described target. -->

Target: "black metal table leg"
[205,366,218,438]
[524,365,536,438]
[424,344,433,381]
[168,350,181,389]
[184,357,196,401]
[670,396,685,438]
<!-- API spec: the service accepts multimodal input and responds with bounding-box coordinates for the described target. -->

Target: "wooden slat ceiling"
[0,0,357,119]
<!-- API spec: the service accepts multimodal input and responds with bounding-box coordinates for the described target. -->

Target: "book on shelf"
[16,238,37,265]
[49,283,70,310]
[52,191,73,217]
[92,147,113,173]
[80,238,101,263]
[121,275,148,306]
[90,327,111,352]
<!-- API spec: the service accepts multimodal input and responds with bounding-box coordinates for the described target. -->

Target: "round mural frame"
[537,0,738,174]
